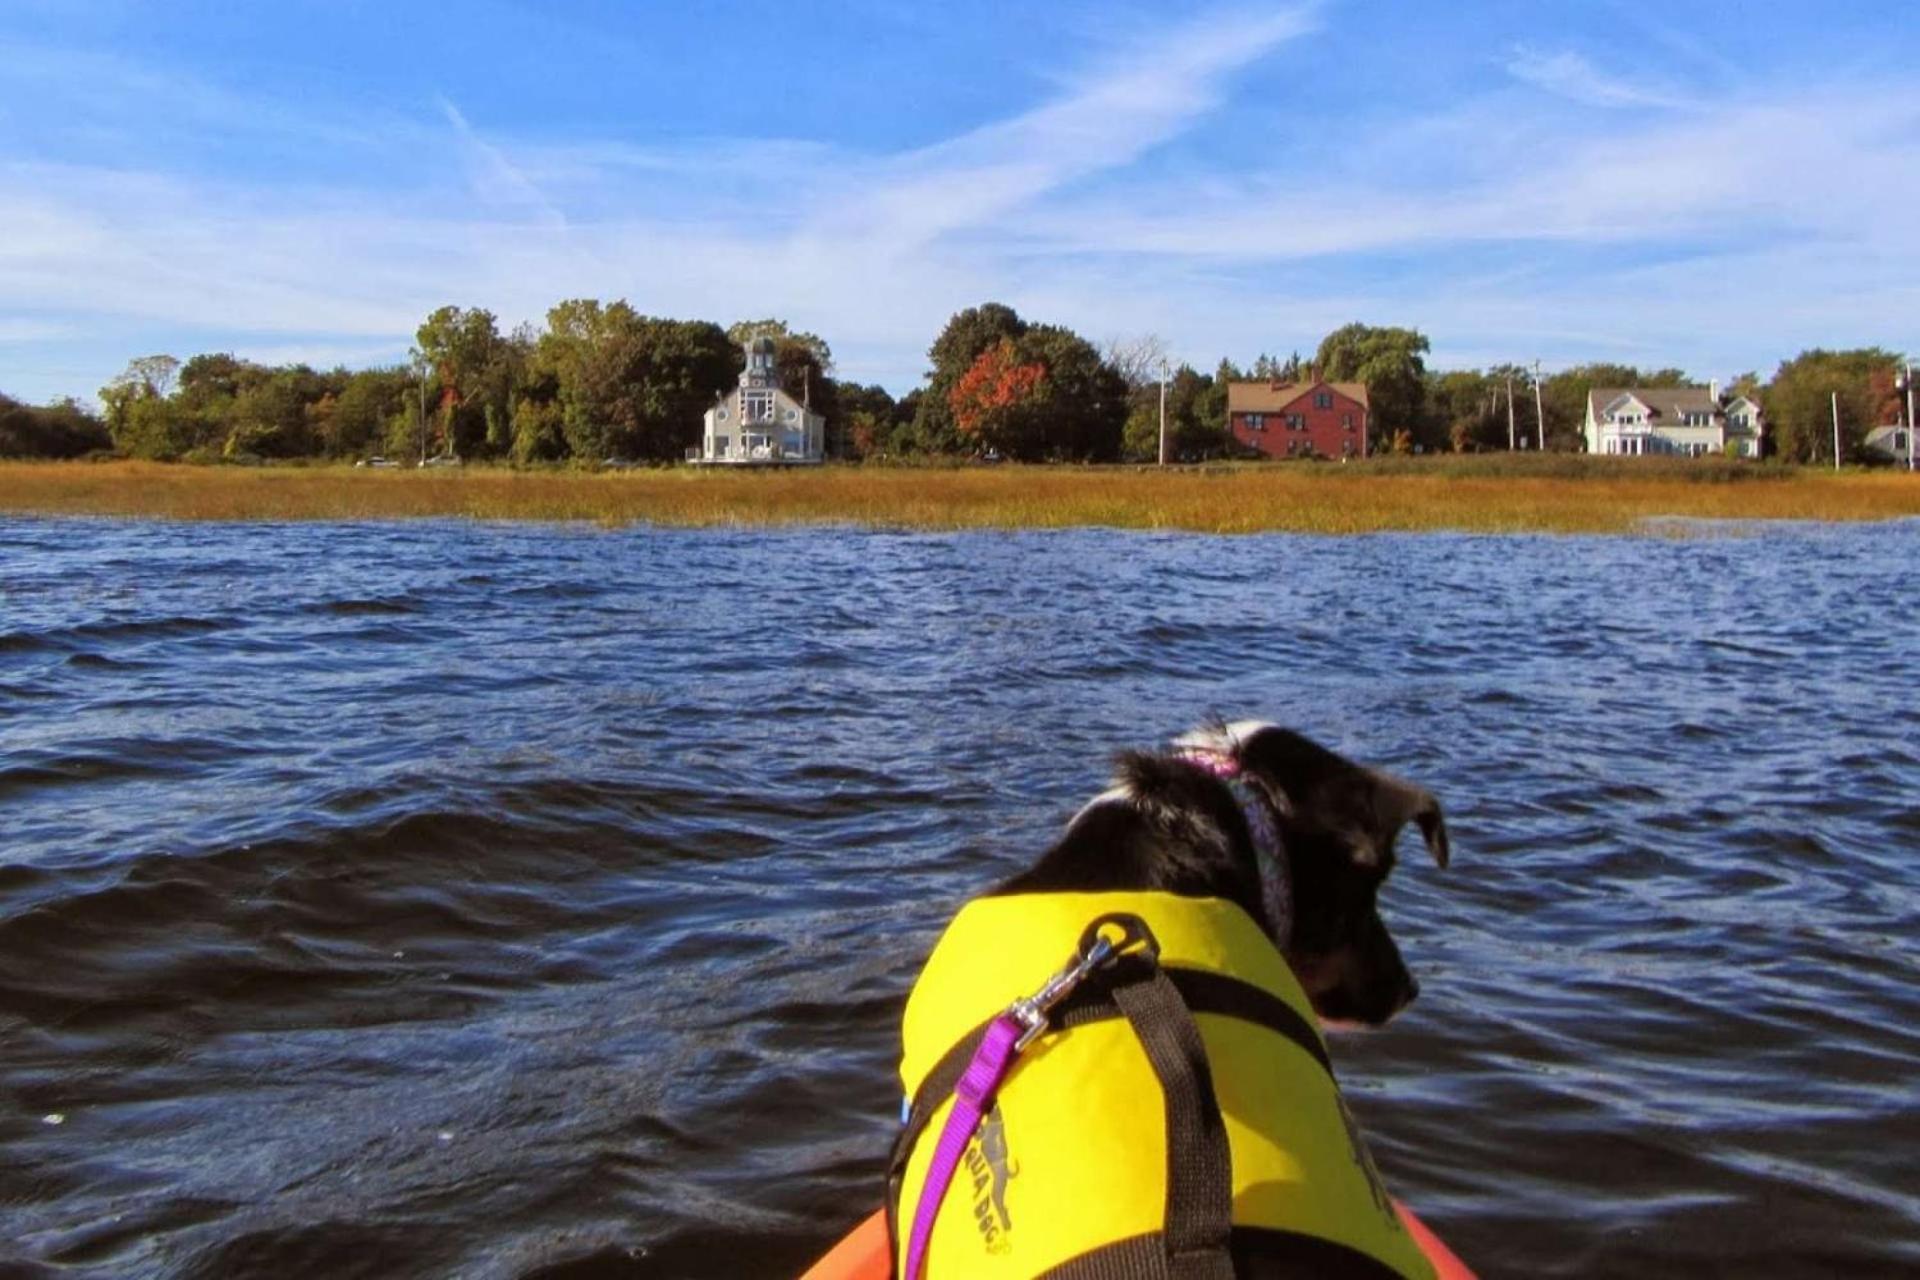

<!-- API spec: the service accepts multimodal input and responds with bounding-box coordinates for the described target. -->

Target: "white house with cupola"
[1584,384,1765,458]
[692,335,825,465]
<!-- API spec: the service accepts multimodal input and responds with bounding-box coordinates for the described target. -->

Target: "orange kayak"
[801,1201,1476,1279]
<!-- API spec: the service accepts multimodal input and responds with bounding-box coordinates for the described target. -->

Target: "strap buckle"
[1006,912,1159,1051]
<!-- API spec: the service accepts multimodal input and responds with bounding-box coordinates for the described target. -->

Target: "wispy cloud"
[436,96,569,231]
[819,5,1320,253]
[0,3,1915,408]
[0,318,74,343]
[1504,44,1691,110]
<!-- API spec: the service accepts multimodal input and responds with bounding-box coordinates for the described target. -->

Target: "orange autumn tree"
[949,338,1047,457]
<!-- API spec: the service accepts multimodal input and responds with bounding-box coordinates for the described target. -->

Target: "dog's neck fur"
[1175,746,1293,949]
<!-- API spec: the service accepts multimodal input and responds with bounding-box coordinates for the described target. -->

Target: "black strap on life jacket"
[886,932,1336,1278]
[1106,951,1235,1278]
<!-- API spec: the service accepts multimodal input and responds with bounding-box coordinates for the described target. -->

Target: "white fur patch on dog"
[1171,720,1277,755]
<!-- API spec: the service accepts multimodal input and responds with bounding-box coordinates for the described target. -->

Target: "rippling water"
[1,517,1915,1279]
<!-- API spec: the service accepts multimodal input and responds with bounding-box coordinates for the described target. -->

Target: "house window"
[1314,392,1332,409]
[716,408,729,421]
[744,391,774,423]
[1342,414,1354,431]
[1245,413,1265,431]
[1286,414,1306,430]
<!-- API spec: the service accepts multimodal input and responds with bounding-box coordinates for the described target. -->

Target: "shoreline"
[0,459,1914,534]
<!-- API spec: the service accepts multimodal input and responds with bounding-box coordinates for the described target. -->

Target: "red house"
[1226,377,1370,460]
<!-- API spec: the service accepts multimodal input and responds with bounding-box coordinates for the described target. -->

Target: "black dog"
[888,721,1456,1279]
[991,720,1449,1025]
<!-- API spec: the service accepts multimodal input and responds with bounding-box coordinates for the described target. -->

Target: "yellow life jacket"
[888,891,1436,1280]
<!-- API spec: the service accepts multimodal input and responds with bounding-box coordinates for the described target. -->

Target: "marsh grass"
[0,458,1913,533]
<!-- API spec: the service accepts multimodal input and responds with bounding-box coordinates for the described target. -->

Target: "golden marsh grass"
[0,459,1914,533]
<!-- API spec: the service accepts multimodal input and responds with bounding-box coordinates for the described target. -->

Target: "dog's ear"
[1371,771,1449,870]
[1233,726,1448,870]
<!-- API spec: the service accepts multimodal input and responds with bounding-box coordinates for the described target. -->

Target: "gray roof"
[1589,386,1721,421]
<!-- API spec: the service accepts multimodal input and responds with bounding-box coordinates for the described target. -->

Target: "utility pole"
[1531,359,1546,451]
[1831,391,1842,471]
[416,356,429,466]
[1904,360,1916,472]
[1505,374,1516,451]
[1157,359,1170,466]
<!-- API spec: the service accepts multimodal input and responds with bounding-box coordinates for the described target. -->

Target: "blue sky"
[2,0,1915,403]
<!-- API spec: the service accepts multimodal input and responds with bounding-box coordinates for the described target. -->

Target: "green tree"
[176,353,266,409]
[510,395,567,464]
[1018,324,1128,461]
[224,366,323,458]
[0,394,111,457]
[835,383,899,459]
[1205,359,1241,452]
[1248,351,1301,382]
[175,353,266,451]
[524,299,634,461]
[99,354,182,444]
[117,396,194,459]
[321,368,411,457]
[910,302,1028,454]
[1424,368,1501,452]
[414,306,511,458]
[772,337,839,435]
[550,308,734,461]
[1314,325,1430,450]
[1763,348,1899,464]
[1120,365,1225,462]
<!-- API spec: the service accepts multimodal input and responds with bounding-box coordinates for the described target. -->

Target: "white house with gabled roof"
[692,335,825,465]
[1585,384,1764,458]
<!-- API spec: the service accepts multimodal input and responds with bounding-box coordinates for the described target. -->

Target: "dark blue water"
[1,518,1915,1279]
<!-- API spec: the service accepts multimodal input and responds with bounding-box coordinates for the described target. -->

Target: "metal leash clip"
[1005,912,1159,1051]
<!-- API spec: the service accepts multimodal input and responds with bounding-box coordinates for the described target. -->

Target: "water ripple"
[0,517,1915,1278]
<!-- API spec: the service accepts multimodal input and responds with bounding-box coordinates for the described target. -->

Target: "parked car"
[355,456,399,469]
[419,454,462,468]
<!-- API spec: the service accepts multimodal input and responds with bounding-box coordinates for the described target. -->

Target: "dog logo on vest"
[963,1104,1019,1253]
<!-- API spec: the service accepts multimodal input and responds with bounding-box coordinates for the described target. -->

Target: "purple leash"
[902,914,1154,1280]
[901,1014,1023,1280]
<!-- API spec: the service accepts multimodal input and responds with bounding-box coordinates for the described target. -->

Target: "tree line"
[0,302,1909,466]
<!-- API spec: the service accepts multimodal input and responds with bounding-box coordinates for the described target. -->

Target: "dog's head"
[1193,721,1448,1025]
[998,721,1449,1026]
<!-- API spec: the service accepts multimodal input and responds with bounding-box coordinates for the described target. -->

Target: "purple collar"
[1178,748,1293,948]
